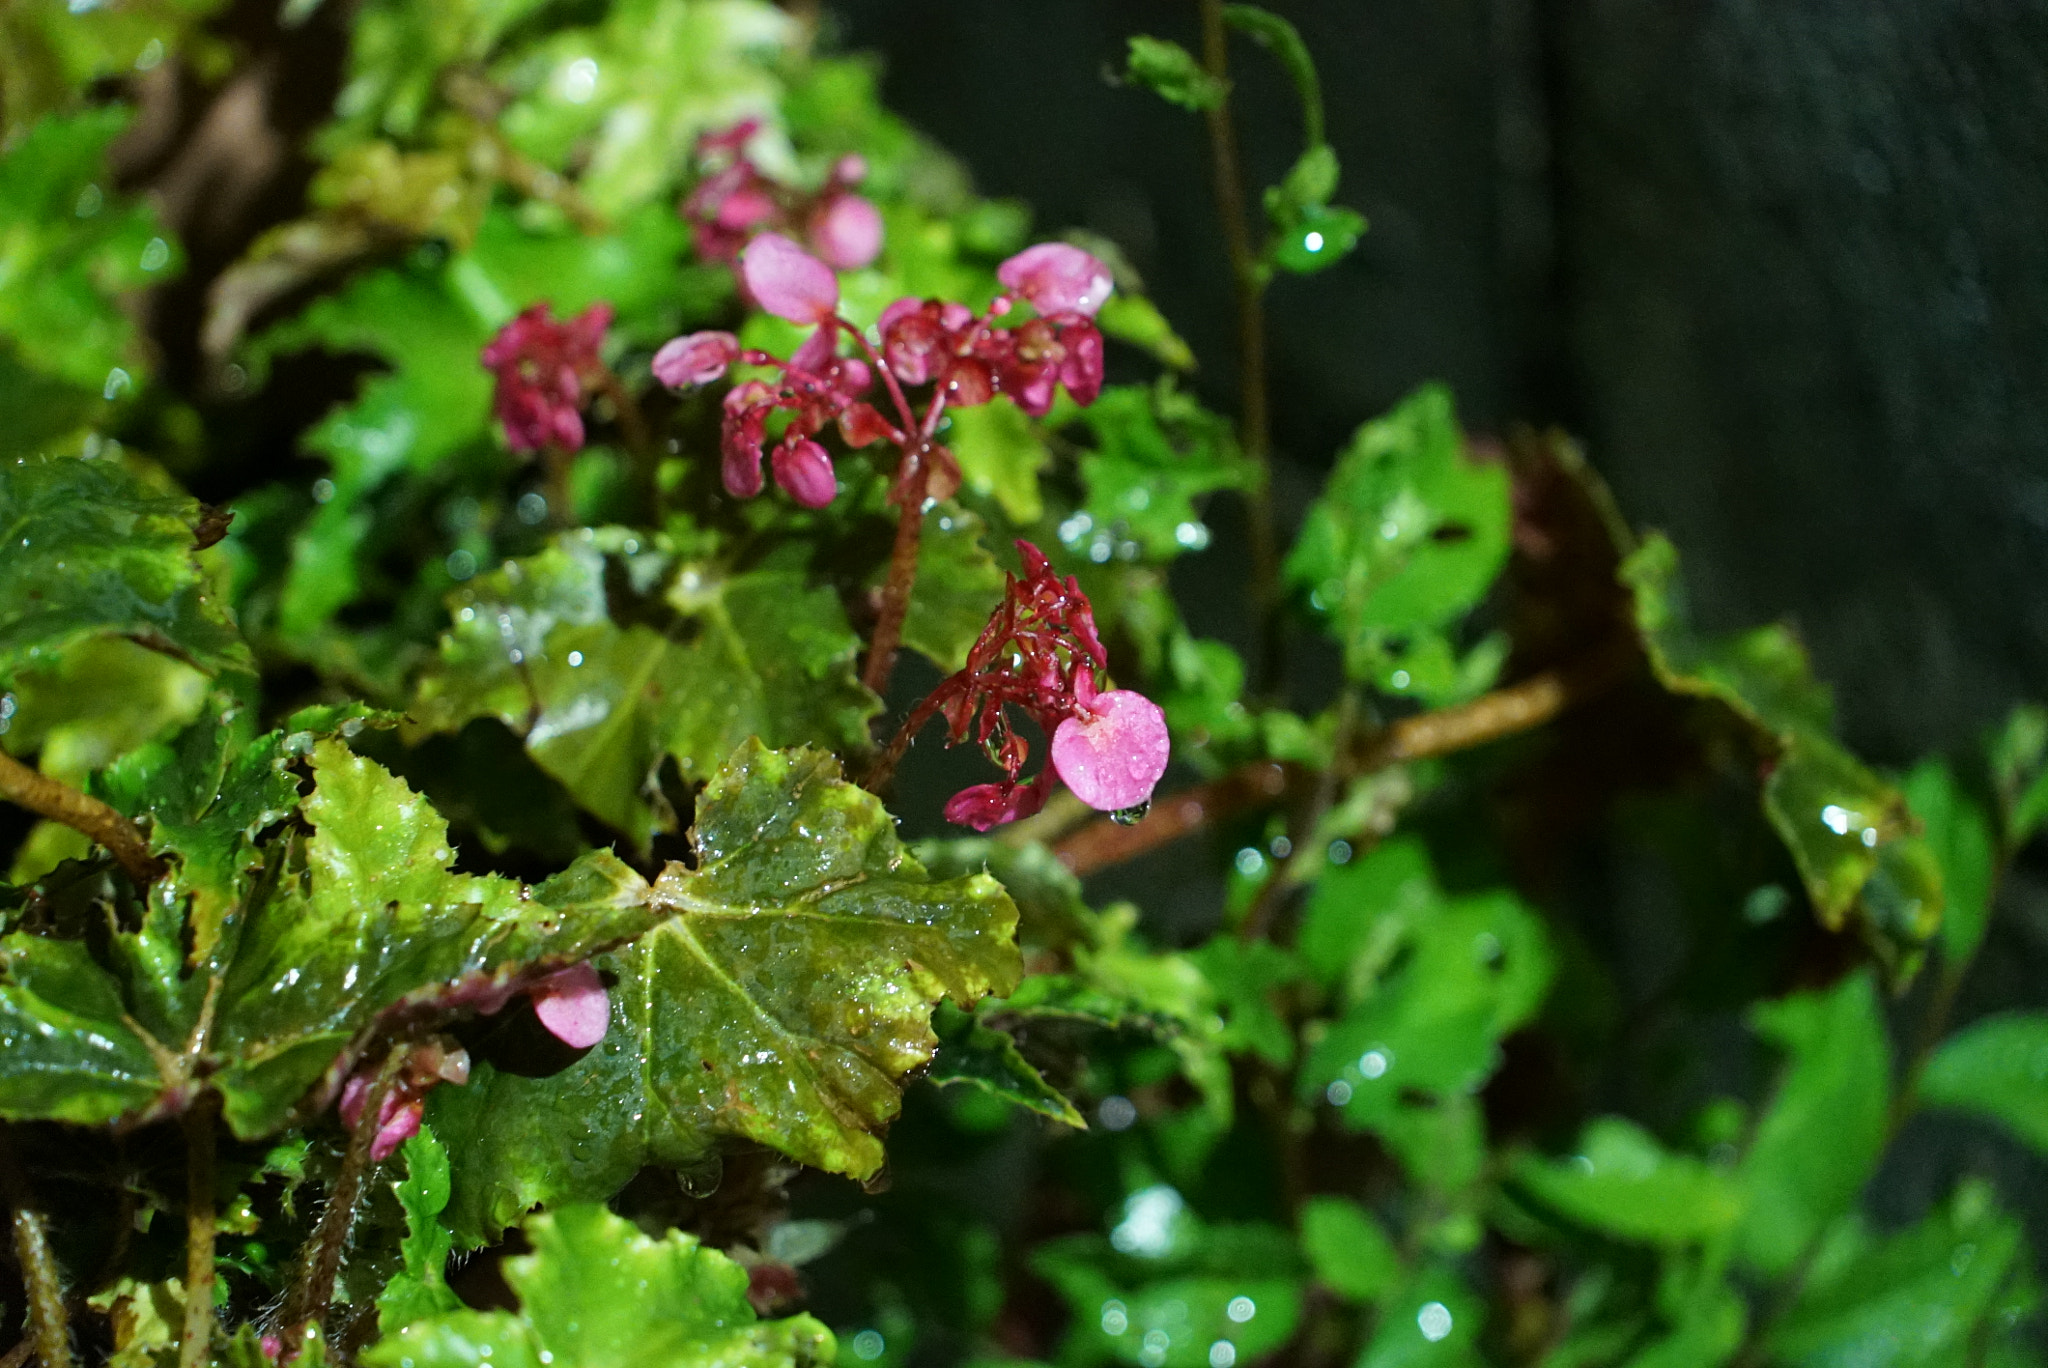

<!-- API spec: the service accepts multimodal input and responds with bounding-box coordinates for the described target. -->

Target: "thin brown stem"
[0,747,160,887]
[282,1049,404,1342]
[1198,0,1279,690]
[0,1337,32,1368]
[860,452,932,699]
[179,1096,220,1368]
[0,1128,73,1368]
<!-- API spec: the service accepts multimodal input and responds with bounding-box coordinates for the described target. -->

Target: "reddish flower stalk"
[869,539,1169,829]
[654,234,1117,697]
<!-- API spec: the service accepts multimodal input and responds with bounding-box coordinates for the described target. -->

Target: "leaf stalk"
[0,747,162,887]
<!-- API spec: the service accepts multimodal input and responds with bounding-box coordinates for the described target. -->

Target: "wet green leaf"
[928,1000,1084,1128]
[946,398,1051,525]
[379,1124,462,1333]
[900,502,1006,672]
[1918,1013,2048,1154]
[1902,759,1997,969]
[1623,533,1943,957]
[1991,705,2048,849]
[0,738,659,1138]
[0,457,249,686]
[365,1203,834,1368]
[1095,294,1196,372]
[1734,971,1890,1275]
[1071,382,1249,563]
[1187,936,1300,1067]
[431,742,1021,1241]
[1268,203,1364,275]
[1,637,210,785]
[1299,1196,1400,1302]
[1123,36,1228,113]
[1622,1287,1745,1368]
[1284,386,1510,689]
[1513,1116,1742,1246]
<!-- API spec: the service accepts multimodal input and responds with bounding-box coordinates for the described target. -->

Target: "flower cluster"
[653,235,1113,508]
[897,539,1169,830]
[480,302,613,455]
[683,119,883,271]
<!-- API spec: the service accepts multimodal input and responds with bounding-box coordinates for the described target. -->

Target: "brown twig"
[0,1127,74,1368]
[0,748,161,887]
[1055,646,1632,877]
[1198,0,1280,691]
[860,452,933,699]
[281,1048,404,1342]
[179,1096,220,1368]
[0,1337,33,1368]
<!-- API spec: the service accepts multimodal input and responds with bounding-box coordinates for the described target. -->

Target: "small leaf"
[1902,759,1997,968]
[432,742,1022,1242]
[365,1204,834,1368]
[1071,382,1251,564]
[1918,1012,2048,1154]
[1123,35,1228,113]
[1991,705,2048,847]
[378,1124,462,1332]
[928,1000,1084,1127]
[1734,970,1890,1275]
[1300,1196,1401,1301]
[1268,203,1364,275]
[1513,1116,1742,1246]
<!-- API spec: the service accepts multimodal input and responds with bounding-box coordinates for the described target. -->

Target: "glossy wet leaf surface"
[366,1203,834,1368]
[432,742,1021,1242]
[927,999,1084,1127]
[1917,1012,2048,1154]
[1072,383,1249,564]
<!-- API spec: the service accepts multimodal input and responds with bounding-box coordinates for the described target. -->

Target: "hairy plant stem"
[1198,0,1280,691]
[0,747,160,887]
[0,1338,32,1368]
[861,457,929,699]
[282,1048,404,1343]
[179,1096,220,1368]
[0,1127,73,1368]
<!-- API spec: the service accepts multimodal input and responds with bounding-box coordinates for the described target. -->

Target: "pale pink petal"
[997,242,1114,318]
[741,232,840,324]
[652,330,740,387]
[807,193,884,270]
[1050,690,1170,812]
[369,1099,424,1163]
[531,962,610,1048]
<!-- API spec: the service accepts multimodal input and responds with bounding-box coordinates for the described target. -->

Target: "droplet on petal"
[1051,690,1170,812]
[997,242,1114,317]
[772,437,838,508]
[807,192,885,270]
[531,962,610,1048]
[741,232,840,324]
[652,330,741,387]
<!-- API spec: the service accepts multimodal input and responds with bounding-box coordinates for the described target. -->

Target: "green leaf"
[1513,1117,1743,1246]
[1123,35,1228,113]
[1902,759,1997,968]
[1622,1288,1745,1368]
[1186,936,1300,1067]
[0,110,174,397]
[432,742,1022,1242]
[379,1124,462,1333]
[1991,705,2048,848]
[946,398,1051,524]
[1220,5,1323,144]
[411,533,876,848]
[0,457,249,686]
[1,637,210,785]
[1299,1196,1400,1302]
[899,503,1006,672]
[1623,533,1943,958]
[1070,382,1250,563]
[1767,1180,2032,1368]
[365,1203,834,1368]
[1032,1196,1303,1368]
[1355,1267,1483,1368]
[0,737,660,1138]
[1095,294,1197,372]
[928,1000,1084,1128]
[1267,203,1365,275]
[1734,970,1890,1275]
[1918,1012,2048,1154]
[1283,386,1511,692]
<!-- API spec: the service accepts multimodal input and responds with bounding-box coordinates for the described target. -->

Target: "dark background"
[836,0,2048,766]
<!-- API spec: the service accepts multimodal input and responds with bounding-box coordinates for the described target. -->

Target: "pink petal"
[1050,690,1170,812]
[531,962,610,1048]
[741,232,840,324]
[369,1099,424,1163]
[807,193,884,270]
[772,437,838,508]
[943,776,1052,831]
[997,243,1114,318]
[788,323,837,375]
[652,330,740,387]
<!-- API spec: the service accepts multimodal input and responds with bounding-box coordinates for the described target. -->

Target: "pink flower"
[480,303,613,455]
[944,774,1053,832]
[997,243,1114,318]
[806,192,884,270]
[771,436,837,508]
[652,330,741,387]
[529,961,610,1049]
[741,233,839,324]
[1051,689,1170,812]
[338,1039,471,1162]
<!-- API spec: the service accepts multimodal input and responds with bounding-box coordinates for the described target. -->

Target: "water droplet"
[1418,1302,1453,1342]
[1110,801,1149,826]
[1226,1296,1256,1323]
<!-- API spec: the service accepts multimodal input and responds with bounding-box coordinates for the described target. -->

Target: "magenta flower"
[772,436,838,508]
[1051,688,1171,812]
[529,961,610,1049]
[997,242,1114,318]
[652,330,741,387]
[682,122,888,270]
[480,302,613,454]
[741,233,839,324]
[337,1039,472,1162]
[807,191,884,271]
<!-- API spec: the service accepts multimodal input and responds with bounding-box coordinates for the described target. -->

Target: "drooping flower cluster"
[894,539,1169,830]
[652,234,1113,509]
[683,119,884,271]
[480,302,613,454]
